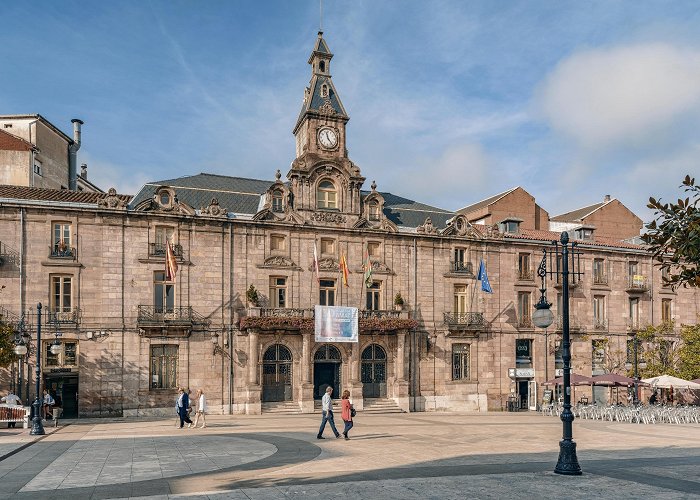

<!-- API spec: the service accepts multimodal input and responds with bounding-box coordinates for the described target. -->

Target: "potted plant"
[246,284,259,307]
[394,292,405,311]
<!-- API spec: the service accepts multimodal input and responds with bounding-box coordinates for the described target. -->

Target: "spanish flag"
[340,252,349,287]
[166,241,178,282]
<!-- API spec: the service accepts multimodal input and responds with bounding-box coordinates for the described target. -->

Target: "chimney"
[80,163,88,179]
[68,118,83,191]
[604,194,611,203]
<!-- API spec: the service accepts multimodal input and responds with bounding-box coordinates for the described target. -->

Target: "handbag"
[350,406,356,418]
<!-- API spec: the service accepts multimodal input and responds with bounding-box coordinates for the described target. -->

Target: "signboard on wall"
[314,306,358,343]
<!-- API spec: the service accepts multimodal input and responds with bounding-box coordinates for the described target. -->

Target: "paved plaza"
[0,412,698,499]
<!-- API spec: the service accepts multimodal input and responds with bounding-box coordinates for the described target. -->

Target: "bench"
[0,404,31,428]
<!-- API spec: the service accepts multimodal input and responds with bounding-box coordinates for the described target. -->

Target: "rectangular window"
[45,343,60,367]
[368,201,380,221]
[453,248,470,272]
[517,292,531,327]
[452,344,470,380]
[52,222,71,256]
[150,344,178,389]
[51,275,72,313]
[629,297,639,329]
[270,234,286,252]
[661,298,672,323]
[153,271,174,313]
[453,285,468,314]
[593,258,607,284]
[319,279,336,306]
[64,342,77,366]
[628,261,638,278]
[366,281,381,310]
[518,253,532,280]
[593,295,606,329]
[367,241,381,258]
[269,277,287,308]
[515,339,533,367]
[34,160,43,176]
[44,341,78,367]
[154,226,175,256]
[320,238,335,255]
[271,190,284,212]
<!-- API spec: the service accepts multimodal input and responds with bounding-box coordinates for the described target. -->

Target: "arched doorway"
[262,344,292,402]
[361,343,387,398]
[313,344,341,400]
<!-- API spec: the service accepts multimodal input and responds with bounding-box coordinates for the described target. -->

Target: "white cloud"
[536,43,700,150]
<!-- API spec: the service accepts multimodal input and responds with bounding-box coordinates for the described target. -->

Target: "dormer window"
[500,218,521,234]
[271,190,284,213]
[317,180,337,209]
[160,193,170,205]
[368,201,380,221]
[321,84,329,98]
[575,227,594,240]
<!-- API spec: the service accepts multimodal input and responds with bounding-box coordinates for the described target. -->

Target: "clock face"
[318,127,338,149]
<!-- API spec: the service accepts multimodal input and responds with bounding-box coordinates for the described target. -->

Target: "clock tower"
[288,31,365,218]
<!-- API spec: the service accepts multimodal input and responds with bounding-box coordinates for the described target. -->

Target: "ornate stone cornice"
[259,256,301,270]
[310,211,347,224]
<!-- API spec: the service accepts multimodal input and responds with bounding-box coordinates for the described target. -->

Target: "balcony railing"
[517,269,534,281]
[361,309,401,319]
[444,312,484,327]
[592,273,608,285]
[593,318,608,331]
[149,243,184,258]
[44,308,80,326]
[556,315,587,332]
[260,308,308,318]
[626,318,643,332]
[138,306,197,325]
[49,245,77,259]
[517,317,533,329]
[554,277,580,289]
[627,275,649,292]
[450,261,474,274]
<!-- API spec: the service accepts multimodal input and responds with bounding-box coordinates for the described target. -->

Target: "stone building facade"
[1,32,698,417]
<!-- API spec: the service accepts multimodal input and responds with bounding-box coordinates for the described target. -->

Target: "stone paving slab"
[0,413,698,499]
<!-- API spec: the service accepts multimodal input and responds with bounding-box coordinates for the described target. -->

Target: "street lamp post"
[533,232,582,475]
[625,333,647,404]
[30,303,45,436]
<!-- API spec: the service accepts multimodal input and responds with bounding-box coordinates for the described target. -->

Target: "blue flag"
[477,259,493,294]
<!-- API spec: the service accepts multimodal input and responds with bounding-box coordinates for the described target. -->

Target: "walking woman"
[193,389,207,428]
[340,389,353,440]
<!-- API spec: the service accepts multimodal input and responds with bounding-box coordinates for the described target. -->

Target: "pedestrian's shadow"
[348,433,390,440]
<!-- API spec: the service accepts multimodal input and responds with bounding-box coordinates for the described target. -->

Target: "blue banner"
[314,306,359,343]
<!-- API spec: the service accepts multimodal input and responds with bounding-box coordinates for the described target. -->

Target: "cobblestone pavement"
[0,412,698,499]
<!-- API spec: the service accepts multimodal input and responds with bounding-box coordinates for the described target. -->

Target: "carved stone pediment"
[309,257,339,272]
[310,211,347,224]
[484,224,503,239]
[133,186,195,215]
[443,215,482,238]
[354,260,393,275]
[97,187,127,209]
[253,206,306,225]
[200,198,228,217]
[260,256,300,269]
[416,217,438,235]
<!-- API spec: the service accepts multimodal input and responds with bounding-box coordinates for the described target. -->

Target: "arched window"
[317,180,337,209]
[271,190,284,212]
[320,61,326,72]
[368,200,380,221]
[321,84,329,98]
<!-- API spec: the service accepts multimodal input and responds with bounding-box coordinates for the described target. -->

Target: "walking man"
[177,387,193,428]
[317,386,340,439]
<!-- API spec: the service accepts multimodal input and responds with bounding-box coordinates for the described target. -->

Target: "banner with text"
[314,305,359,343]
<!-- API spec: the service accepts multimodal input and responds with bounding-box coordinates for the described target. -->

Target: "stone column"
[300,332,315,413]
[248,330,259,385]
[394,330,410,412]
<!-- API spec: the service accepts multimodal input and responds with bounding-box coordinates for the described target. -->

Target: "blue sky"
[3,1,700,223]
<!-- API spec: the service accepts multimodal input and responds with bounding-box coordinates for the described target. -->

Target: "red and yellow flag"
[166,241,178,281]
[340,252,349,287]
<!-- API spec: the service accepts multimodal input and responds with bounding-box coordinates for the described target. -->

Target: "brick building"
[1,32,697,417]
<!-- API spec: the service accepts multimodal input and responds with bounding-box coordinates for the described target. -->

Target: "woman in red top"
[340,389,353,440]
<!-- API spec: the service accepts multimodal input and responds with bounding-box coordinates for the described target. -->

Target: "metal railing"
[517,317,533,329]
[444,312,485,327]
[593,273,608,285]
[556,315,587,332]
[593,318,608,331]
[361,309,402,319]
[137,305,195,324]
[626,318,643,332]
[44,308,80,326]
[49,245,77,259]
[260,308,307,318]
[450,261,474,274]
[627,275,649,292]
[149,243,184,258]
[517,269,534,281]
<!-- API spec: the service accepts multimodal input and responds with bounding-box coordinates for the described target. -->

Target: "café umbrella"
[543,373,596,386]
[641,375,700,389]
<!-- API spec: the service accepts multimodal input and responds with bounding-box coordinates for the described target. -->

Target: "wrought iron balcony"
[361,309,401,319]
[450,261,474,274]
[626,318,644,332]
[554,277,580,289]
[517,316,533,329]
[149,243,184,258]
[49,245,77,259]
[555,315,587,333]
[260,308,308,318]
[444,312,485,330]
[593,318,608,332]
[517,268,534,281]
[626,275,649,292]
[44,308,80,326]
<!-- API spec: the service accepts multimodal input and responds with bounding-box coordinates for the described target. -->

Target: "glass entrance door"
[361,344,387,398]
[262,344,292,402]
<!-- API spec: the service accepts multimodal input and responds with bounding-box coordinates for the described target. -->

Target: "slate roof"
[0,185,131,204]
[550,201,607,222]
[456,187,518,215]
[129,173,275,214]
[130,172,454,228]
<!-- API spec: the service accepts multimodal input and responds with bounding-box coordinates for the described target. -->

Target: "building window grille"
[154,271,174,313]
[150,344,178,389]
[452,344,470,380]
[366,281,381,311]
[319,279,336,306]
[269,277,287,308]
[316,180,337,209]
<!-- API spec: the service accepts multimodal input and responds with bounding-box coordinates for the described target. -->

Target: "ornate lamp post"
[533,233,582,475]
[625,333,647,404]
[30,303,45,436]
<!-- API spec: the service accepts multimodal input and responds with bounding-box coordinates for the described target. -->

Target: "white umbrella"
[641,374,700,389]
